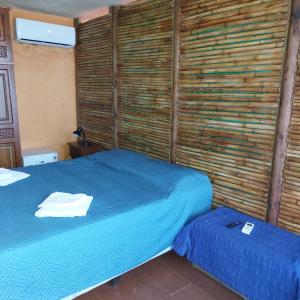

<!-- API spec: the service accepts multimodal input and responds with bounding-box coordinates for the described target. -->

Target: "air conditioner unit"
[16,18,76,48]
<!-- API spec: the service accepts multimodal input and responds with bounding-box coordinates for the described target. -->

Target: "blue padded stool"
[174,207,300,300]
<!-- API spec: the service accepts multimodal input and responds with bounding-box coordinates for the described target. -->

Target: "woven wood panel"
[279,54,300,234]
[176,0,289,218]
[76,15,114,148]
[0,45,7,58]
[117,0,173,160]
[0,128,14,139]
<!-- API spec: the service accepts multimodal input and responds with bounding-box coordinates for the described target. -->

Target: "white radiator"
[22,148,58,167]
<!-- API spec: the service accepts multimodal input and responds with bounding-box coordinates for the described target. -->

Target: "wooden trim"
[170,0,181,163]
[74,18,80,27]
[7,65,21,166]
[4,9,21,166]
[74,18,81,129]
[267,0,300,224]
[111,6,119,148]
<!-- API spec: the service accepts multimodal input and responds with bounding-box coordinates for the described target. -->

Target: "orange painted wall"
[9,9,77,160]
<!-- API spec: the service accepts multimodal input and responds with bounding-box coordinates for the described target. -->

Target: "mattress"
[0,149,212,300]
[174,207,300,300]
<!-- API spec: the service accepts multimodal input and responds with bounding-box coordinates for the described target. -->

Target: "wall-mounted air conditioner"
[16,18,76,48]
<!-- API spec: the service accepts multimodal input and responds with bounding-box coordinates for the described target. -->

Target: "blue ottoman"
[174,207,300,300]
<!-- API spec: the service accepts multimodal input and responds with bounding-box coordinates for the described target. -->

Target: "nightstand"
[68,141,106,159]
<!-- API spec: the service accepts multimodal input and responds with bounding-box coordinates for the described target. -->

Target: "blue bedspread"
[0,149,212,300]
[174,207,300,300]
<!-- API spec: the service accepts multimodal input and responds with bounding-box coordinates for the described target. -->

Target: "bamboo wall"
[76,15,114,148]
[76,0,300,234]
[279,53,300,234]
[176,0,289,219]
[117,0,173,160]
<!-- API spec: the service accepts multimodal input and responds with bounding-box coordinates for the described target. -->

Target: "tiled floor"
[78,251,242,300]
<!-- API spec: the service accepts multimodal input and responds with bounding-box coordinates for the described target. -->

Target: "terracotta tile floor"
[77,251,242,300]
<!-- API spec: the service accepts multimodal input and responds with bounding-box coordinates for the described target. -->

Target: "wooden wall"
[279,53,300,234]
[76,15,114,149]
[76,0,300,234]
[117,0,173,160]
[176,0,289,219]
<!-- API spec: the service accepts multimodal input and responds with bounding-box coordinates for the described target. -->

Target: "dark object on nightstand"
[73,127,88,145]
[68,141,105,159]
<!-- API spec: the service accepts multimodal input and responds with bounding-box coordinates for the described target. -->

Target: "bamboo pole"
[171,0,181,163]
[74,17,81,127]
[267,0,300,225]
[111,6,119,148]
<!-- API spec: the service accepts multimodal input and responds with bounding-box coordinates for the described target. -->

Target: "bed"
[174,207,300,300]
[0,149,212,300]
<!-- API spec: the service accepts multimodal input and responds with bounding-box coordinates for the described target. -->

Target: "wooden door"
[0,8,21,167]
[0,8,12,65]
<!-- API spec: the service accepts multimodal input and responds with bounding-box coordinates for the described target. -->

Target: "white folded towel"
[0,168,30,186]
[35,192,93,218]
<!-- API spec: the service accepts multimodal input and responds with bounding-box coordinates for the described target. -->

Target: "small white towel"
[0,168,30,186]
[35,192,93,218]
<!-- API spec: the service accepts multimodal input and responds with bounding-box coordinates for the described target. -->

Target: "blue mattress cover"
[174,207,300,300]
[0,149,212,299]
